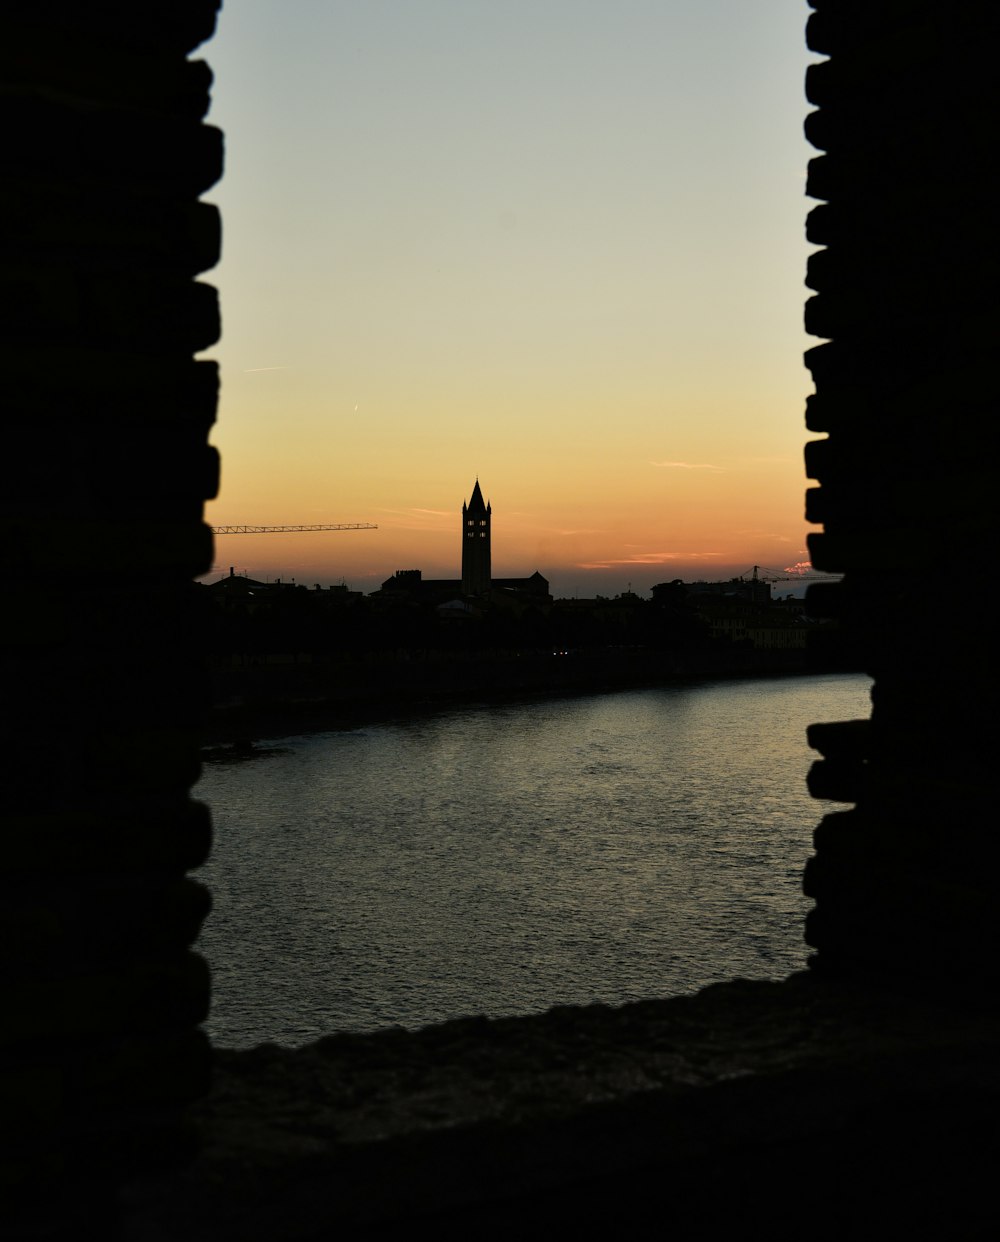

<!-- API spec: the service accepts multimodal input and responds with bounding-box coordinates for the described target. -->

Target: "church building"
[461,478,491,596]
[376,479,550,608]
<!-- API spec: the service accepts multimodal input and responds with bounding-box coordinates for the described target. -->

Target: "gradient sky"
[201,1,820,596]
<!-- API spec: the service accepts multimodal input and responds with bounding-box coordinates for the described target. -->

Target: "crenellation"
[801,0,994,987]
[3,1,997,1234]
[1,0,222,1222]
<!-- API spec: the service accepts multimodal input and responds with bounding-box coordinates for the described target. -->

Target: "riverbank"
[203,645,862,746]
[118,972,999,1238]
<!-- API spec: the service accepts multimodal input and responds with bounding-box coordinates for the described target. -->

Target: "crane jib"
[211,524,378,534]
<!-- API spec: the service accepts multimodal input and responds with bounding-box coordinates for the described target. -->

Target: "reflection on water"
[196,673,871,1047]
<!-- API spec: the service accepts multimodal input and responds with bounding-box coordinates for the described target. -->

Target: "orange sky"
[202,2,820,597]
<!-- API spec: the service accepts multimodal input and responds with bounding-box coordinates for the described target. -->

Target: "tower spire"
[461,477,491,597]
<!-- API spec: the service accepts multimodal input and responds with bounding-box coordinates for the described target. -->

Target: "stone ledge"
[120,973,1000,1237]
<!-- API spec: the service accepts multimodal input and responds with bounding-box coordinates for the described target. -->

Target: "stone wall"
[800,0,995,985]
[3,1,997,1236]
[2,2,221,1231]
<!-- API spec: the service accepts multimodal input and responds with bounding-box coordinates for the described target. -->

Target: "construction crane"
[212,523,377,534]
[737,564,839,584]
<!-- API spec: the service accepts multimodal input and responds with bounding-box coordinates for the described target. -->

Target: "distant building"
[376,568,462,605]
[491,571,551,608]
[669,579,810,650]
[203,566,270,610]
[462,478,491,597]
[685,577,773,606]
[373,480,550,608]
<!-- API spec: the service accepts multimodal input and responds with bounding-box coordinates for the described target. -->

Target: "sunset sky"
[201,1,820,597]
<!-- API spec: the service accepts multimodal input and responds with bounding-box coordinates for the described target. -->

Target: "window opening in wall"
[196,2,852,1049]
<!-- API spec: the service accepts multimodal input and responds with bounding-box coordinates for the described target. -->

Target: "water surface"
[197,673,870,1046]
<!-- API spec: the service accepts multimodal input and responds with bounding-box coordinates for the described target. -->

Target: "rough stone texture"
[6,2,1000,1236]
[120,974,1000,1237]
[802,0,997,982]
[1,2,222,1226]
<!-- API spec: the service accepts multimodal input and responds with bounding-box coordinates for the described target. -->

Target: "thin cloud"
[376,507,454,530]
[578,551,723,569]
[243,366,288,373]
[377,507,450,517]
[650,460,725,471]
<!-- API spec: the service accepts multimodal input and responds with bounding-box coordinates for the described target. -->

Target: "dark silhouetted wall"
[801,0,994,984]
[2,0,222,1226]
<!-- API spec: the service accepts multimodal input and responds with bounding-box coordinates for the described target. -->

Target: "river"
[195,672,871,1047]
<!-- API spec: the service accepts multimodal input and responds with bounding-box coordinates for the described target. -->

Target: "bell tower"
[461,478,491,597]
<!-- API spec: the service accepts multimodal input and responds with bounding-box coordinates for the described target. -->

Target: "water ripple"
[197,673,871,1047]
